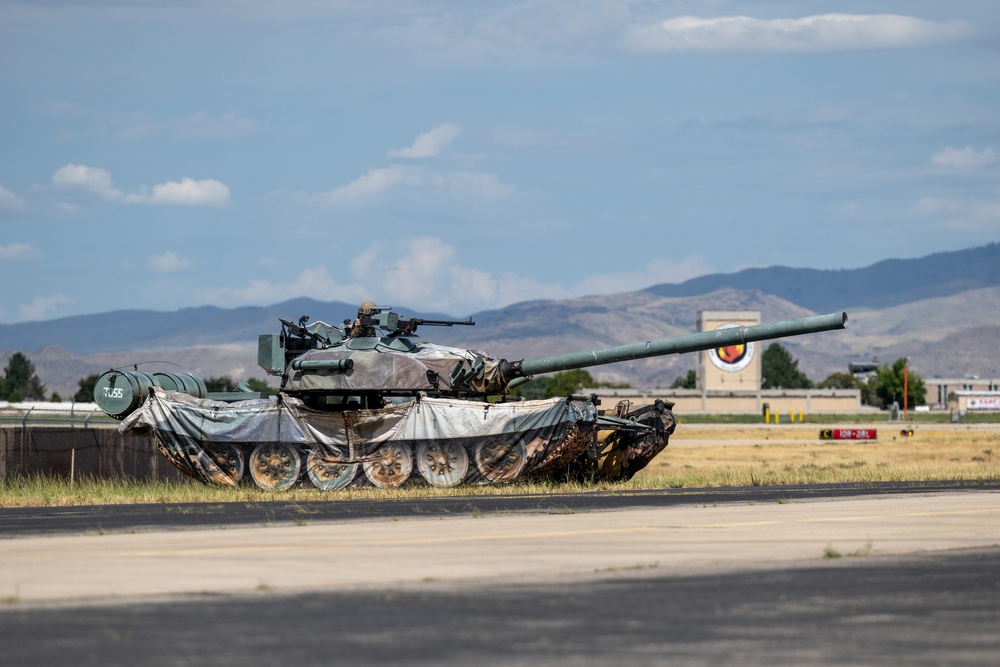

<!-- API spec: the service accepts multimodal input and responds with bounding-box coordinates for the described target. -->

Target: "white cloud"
[196,266,371,309]
[932,146,997,169]
[126,178,231,206]
[321,165,510,204]
[51,164,231,206]
[325,165,418,203]
[146,251,193,273]
[627,14,972,53]
[19,294,69,322]
[52,164,124,200]
[350,238,504,312]
[0,243,36,260]
[388,124,463,159]
[0,184,28,212]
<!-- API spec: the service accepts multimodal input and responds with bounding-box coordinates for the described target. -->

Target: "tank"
[94,306,848,491]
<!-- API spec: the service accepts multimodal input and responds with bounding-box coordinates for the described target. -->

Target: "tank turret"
[260,307,846,402]
[96,306,848,491]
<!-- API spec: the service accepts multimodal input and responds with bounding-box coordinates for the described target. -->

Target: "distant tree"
[761,344,813,389]
[511,369,602,399]
[2,352,46,402]
[873,358,926,408]
[244,378,278,396]
[74,373,101,402]
[509,369,629,400]
[818,372,857,390]
[670,370,697,389]
[204,376,239,392]
[546,369,594,397]
[50,391,62,403]
[819,372,876,405]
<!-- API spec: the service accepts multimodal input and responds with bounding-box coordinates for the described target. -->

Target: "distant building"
[924,377,1000,411]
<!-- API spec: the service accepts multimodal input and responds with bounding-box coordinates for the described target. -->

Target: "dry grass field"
[636,423,1000,488]
[1,423,997,507]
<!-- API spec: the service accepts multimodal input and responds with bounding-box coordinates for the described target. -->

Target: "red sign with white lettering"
[819,429,877,440]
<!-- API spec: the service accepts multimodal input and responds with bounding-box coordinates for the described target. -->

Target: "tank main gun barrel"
[500,311,848,383]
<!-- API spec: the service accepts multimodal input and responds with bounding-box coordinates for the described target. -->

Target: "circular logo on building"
[708,323,756,373]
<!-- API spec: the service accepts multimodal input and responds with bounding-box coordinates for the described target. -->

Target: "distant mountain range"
[645,243,1000,312]
[2,243,998,399]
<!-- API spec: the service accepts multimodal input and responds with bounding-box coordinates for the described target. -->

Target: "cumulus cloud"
[52,164,123,200]
[19,294,69,322]
[197,266,370,309]
[126,178,231,206]
[388,124,463,159]
[932,146,997,169]
[321,165,510,204]
[146,251,193,273]
[0,243,36,260]
[51,164,231,206]
[626,14,972,53]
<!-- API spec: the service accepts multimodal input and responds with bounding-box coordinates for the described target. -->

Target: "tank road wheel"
[204,444,246,484]
[416,441,469,488]
[306,450,358,491]
[363,443,413,488]
[249,443,302,491]
[474,440,527,483]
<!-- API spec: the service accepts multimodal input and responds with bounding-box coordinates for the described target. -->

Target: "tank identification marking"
[103,387,125,399]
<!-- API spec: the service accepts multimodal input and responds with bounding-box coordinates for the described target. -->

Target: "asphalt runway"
[1,480,993,537]
[1,484,999,666]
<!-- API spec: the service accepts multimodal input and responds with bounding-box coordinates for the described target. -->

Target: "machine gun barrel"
[407,317,475,327]
[380,311,476,336]
[502,311,848,382]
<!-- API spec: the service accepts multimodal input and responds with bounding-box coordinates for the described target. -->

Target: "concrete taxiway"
[1,489,997,604]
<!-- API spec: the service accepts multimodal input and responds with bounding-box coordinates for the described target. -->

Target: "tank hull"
[120,389,675,490]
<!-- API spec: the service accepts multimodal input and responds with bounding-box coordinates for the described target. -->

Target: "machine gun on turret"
[343,306,475,338]
[377,310,476,338]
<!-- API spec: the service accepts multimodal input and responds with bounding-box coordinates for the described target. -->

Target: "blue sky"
[1,1,998,323]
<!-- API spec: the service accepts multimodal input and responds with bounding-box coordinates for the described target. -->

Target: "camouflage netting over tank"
[119,389,603,490]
